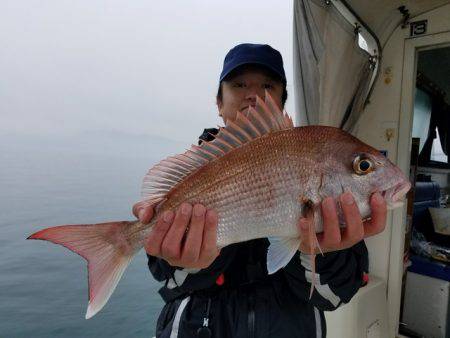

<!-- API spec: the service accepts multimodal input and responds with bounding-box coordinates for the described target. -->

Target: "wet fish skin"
[27,94,410,318]
[153,126,409,247]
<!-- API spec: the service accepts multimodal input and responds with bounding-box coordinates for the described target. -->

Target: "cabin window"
[357,33,369,53]
[414,46,450,169]
[412,88,432,153]
[431,127,448,163]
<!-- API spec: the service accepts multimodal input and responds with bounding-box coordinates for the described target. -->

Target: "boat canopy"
[346,0,450,45]
[293,0,450,132]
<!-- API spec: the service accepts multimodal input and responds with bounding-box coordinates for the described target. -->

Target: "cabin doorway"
[398,33,450,338]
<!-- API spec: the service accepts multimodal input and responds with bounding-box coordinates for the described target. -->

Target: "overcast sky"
[1,0,294,144]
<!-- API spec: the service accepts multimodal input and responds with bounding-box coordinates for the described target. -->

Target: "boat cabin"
[292,1,450,337]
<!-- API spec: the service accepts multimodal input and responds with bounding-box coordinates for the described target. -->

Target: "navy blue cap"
[219,43,286,82]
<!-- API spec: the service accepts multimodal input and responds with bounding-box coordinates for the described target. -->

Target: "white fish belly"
[201,163,304,248]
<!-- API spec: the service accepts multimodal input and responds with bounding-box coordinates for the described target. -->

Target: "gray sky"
[1,0,294,144]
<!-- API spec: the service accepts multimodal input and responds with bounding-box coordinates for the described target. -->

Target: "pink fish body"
[28,94,411,318]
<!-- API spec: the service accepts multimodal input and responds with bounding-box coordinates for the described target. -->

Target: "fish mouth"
[380,181,411,210]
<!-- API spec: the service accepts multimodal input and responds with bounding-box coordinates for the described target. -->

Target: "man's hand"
[132,201,220,269]
[298,191,387,254]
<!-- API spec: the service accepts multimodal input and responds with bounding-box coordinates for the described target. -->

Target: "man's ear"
[216,96,223,110]
[216,97,224,121]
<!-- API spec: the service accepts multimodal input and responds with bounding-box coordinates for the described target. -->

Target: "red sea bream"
[28,94,411,318]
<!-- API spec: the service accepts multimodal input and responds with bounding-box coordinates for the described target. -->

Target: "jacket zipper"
[248,292,255,338]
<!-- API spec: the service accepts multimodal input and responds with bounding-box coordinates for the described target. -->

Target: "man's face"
[217,67,284,124]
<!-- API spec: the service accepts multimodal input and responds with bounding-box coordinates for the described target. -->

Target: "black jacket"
[148,128,369,338]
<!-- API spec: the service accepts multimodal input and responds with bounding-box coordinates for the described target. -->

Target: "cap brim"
[219,60,286,82]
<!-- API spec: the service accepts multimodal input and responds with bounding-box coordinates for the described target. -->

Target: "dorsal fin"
[141,92,294,200]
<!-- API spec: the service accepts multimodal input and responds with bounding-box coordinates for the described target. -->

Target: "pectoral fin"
[266,237,300,274]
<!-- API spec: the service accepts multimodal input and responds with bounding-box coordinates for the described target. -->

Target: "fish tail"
[27,220,138,319]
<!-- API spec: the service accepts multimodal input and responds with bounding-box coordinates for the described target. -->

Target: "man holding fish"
[30,42,409,335]
[133,43,390,338]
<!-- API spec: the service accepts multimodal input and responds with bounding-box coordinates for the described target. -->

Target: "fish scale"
[27,94,411,319]
[155,130,301,247]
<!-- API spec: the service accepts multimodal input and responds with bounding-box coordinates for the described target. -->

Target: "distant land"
[2,130,189,160]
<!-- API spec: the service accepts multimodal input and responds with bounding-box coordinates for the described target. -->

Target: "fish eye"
[353,156,374,175]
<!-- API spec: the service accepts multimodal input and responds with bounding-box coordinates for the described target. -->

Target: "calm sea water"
[0,136,184,338]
